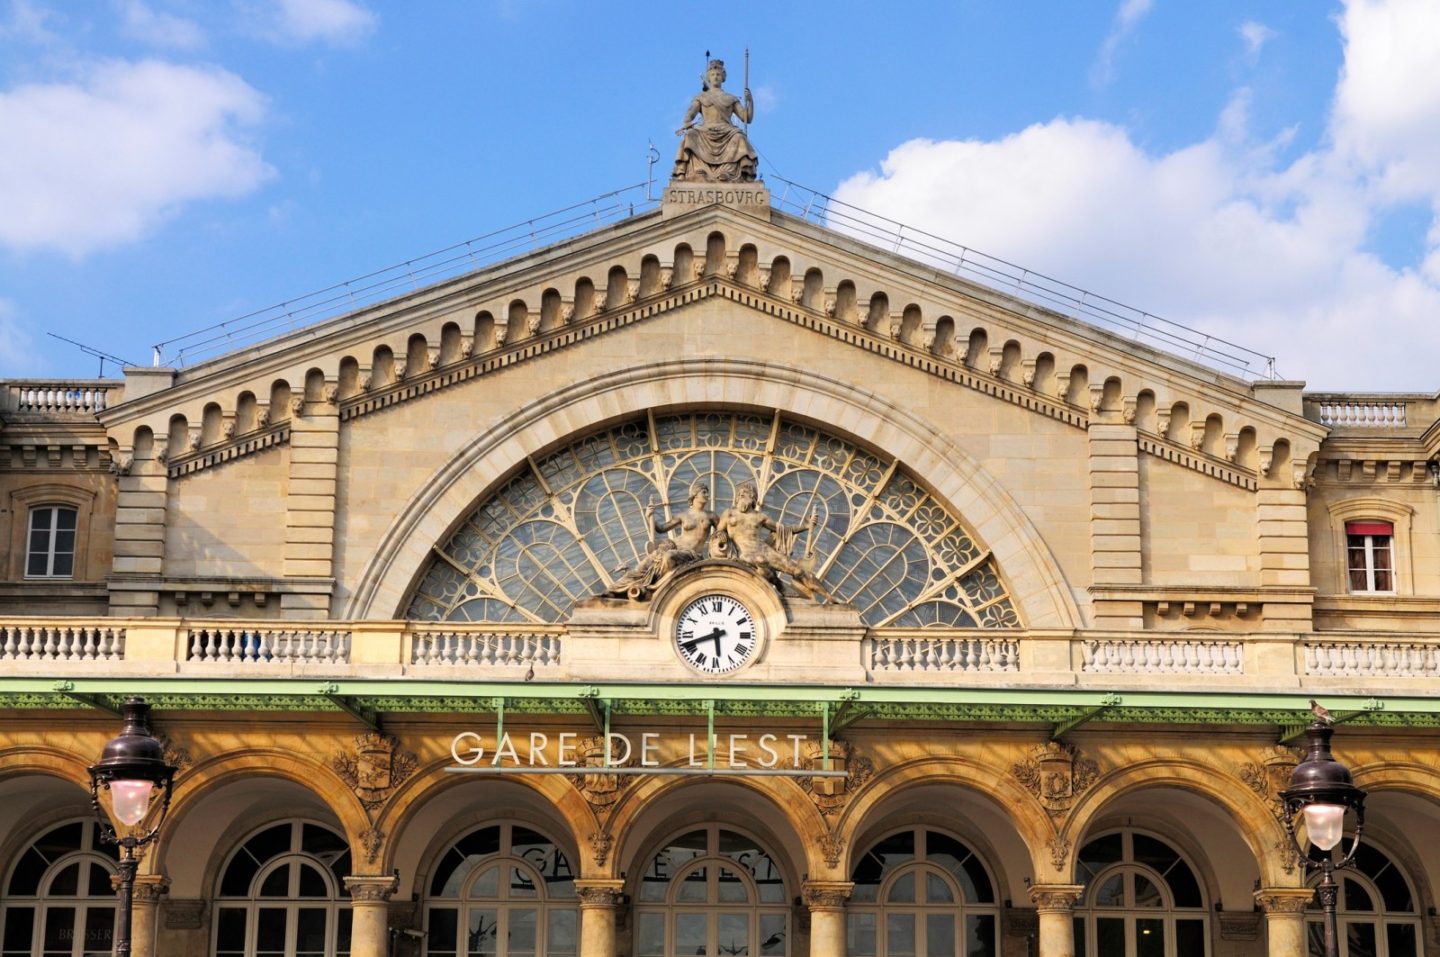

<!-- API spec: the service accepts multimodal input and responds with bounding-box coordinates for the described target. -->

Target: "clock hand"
[680,626,726,651]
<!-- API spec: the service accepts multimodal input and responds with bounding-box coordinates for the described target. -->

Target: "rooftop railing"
[2,381,123,414]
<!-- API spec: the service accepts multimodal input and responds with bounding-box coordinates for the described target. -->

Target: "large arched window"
[0,820,117,957]
[1073,830,1208,957]
[1305,842,1420,956]
[846,827,1000,957]
[634,825,789,956]
[213,820,352,957]
[406,411,1019,629]
[423,823,578,957]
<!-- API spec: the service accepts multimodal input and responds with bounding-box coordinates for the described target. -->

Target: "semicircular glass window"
[406,410,1019,628]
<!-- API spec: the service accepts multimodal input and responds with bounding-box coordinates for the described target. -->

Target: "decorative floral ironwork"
[408,410,1019,627]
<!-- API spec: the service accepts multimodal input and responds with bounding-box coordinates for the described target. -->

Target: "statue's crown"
[708,59,725,71]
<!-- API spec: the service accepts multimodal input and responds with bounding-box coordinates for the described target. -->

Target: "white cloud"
[0,0,60,45]
[0,59,273,256]
[117,0,206,50]
[831,0,1440,392]
[257,0,376,46]
[1093,0,1154,87]
[1238,20,1276,57]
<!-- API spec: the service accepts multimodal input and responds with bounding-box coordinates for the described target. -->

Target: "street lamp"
[88,696,178,957]
[1279,713,1366,957]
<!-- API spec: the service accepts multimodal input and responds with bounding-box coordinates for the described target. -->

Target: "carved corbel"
[724,254,740,280]
[889,318,904,339]
[289,395,307,416]
[987,346,1005,376]
[1089,384,1105,414]
[1337,460,1352,482]
[112,454,134,475]
[560,301,575,324]
[658,266,674,290]
[1386,460,1402,482]
[790,277,806,304]
[756,265,772,290]
[494,320,510,345]
[1360,460,1377,480]
[1122,397,1138,425]
[1055,371,1073,403]
[153,438,169,465]
[459,338,475,358]
[255,406,271,428]
[921,331,936,351]
[1293,458,1314,490]
[427,348,440,369]
[590,289,607,314]
[1189,421,1207,451]
[1224,432,1240,462]
[1021,358,1038,388]
[188,428,202,452]
[691,259,706,282]
[525,311,542,336]
[1259,447,1274,477]
[824,298,838,318]
[222,418,236,439]
[323,382,340,404]
[1155,408,1173,438]
[625,278,640,303]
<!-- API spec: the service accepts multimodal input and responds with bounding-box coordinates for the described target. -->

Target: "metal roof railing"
[769,176,1278,380]
[153,184,657,367]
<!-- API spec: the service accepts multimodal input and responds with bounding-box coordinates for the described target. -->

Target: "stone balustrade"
[3,619,1440,691]
[2,381,122,414]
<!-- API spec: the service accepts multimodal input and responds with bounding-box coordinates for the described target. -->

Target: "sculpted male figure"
[673,59,757,183]
[606,482,718,600]
[713,482,832,602]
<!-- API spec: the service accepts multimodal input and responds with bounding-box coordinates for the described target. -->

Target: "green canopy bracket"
[51,681,121,718]
[1051,693,1122,741]
[317,683,381,733]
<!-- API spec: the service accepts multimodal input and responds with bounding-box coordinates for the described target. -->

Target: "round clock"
[674,593,758,674]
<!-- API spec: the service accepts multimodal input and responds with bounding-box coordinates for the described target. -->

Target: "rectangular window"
[25,506,77,579]
[1346,521,1395,593]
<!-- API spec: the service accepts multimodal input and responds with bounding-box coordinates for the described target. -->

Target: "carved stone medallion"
[565,736,635,809]
[332,733,418,812]
[1011,742,1100,818]
[797,741,873,815]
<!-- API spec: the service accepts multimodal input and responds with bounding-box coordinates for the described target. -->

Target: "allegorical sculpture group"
[606,482,832,603]
[672,58,758,183]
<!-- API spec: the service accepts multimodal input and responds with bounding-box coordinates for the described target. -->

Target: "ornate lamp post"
[1279,710,1366,957]
[88,696,178,957]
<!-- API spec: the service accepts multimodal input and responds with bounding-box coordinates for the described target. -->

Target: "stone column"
[1255,887,1314,957]
[344,875,399,957]
[128,876,169,957]
[575,880,625,957]
[803,881,853,957]
[1029,884,1085,957]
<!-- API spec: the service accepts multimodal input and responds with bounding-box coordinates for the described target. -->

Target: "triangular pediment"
[97,201,1326,489]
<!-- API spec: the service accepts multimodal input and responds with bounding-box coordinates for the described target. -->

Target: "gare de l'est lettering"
[2,54,1439,957]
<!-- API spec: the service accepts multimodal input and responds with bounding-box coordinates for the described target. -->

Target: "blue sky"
[1,0,1437,390]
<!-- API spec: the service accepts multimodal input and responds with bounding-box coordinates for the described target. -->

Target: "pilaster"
[1256,486,1314,627]
[1089,424,1143,627]
[283,397,339,617]
[129,875,169,957]
[109,459,168,614]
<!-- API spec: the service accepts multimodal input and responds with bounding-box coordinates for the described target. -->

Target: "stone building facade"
[1,184,1438,957]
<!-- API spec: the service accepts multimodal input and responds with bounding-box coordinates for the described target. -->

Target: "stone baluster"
[803,881,853,957]
[344,875,399,957]
[575,879,626,957]
[1029,884,1085,957]
[1255,887,1314,957]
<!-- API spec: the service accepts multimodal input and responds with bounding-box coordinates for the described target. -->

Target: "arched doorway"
[846,826,1001,956]
[633,825,790,956]
[1072,829,1208,957]
[0,820,117,957]
[422,823,578,957]
[212,819,353,957]
[1304,841,1421,956]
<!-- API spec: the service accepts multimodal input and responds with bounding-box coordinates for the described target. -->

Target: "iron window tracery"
[407,411,1019,628]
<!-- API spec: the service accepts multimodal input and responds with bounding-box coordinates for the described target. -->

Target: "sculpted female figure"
[606,482,718,600]
[713,482,833,602]
[673,59,757,183]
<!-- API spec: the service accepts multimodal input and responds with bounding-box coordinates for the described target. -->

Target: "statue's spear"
[744,47,750,135]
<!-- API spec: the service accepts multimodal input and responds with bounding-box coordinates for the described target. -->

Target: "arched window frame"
[1305,839,1422,957]
[1072,828,1210,957]
[1327,498,1415,596]
[421,822,579,957]
[845,826,1002,957]
[212,819,353,957]
[0,819,118,957]
[632,823,792,957]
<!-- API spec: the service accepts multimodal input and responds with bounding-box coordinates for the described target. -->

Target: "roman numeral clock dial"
[674,594,757,674]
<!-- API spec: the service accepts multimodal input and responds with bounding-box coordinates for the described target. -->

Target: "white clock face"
[675,594,757,674]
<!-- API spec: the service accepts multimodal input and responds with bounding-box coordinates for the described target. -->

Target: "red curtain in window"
[1345,521,1394,536]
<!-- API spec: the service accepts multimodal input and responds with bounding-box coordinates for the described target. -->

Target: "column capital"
[131,876,170,903]
[802,880,854,912]
[575,879,626,909]
[1254,886,1315,914]
[344,874,399,902]
[1028,883,1086,912]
